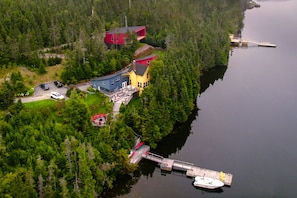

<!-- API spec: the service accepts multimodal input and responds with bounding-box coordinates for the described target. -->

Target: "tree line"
[0,0,246,196]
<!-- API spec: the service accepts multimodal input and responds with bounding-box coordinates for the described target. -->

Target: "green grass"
[83,92,105,106]
[24,99,56,109]
[84,92,112,115]
[23,91,112,117]
[128,97,141,106]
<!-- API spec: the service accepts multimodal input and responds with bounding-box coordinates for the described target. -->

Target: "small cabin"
[91,113,107,127]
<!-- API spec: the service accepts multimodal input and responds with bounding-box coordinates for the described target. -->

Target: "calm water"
[114,1,297,197]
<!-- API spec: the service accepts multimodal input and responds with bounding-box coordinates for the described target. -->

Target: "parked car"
[54,80,63,88]
[50,92,65,100]
[40,83,49,90]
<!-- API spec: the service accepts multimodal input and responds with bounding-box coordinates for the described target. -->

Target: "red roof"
[91,114,107,122]
[104,26,146,45]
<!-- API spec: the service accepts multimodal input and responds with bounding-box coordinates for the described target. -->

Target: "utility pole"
[129,0,131,9]
[125,15,128,31]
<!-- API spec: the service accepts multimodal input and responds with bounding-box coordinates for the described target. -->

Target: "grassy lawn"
[24,99,56,109]
[121,96,141,113]
[24,92,112,116]
[83,92,112,115]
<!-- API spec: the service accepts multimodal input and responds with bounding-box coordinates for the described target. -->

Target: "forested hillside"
[0,0,245,197]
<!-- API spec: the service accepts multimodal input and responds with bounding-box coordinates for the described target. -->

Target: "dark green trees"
[0,0,245,196]
[0,82,15,110]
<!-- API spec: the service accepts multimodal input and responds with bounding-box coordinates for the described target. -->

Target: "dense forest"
[0,0,246,197]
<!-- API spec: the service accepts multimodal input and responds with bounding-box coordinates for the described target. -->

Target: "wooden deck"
[129,145,150,164]
[135,151,233,186]
[129,144,233,186]
[186,167,233,186]
[229,34,276,48]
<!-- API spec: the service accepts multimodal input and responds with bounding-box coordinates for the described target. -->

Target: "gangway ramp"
[142,152,164,164]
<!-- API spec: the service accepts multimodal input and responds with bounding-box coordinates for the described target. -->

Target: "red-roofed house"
[104,26,146,47]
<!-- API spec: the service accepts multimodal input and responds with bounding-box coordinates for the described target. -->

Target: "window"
[111,80,114,85]
[147,73,149,79]
[115,77,120,82]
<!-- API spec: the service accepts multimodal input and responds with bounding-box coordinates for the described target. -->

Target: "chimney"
[133,60,136,71]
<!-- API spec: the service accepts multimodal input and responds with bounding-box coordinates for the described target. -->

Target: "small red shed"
[91,113,107,127]
[104,26,146,46]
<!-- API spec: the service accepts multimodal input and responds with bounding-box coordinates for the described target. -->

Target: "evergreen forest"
[0,0,246,197]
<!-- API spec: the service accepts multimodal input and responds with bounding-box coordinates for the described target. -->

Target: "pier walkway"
[129,145,233,186]
[230,34,276,48]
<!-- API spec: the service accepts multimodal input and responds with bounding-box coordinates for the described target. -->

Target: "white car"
[50,92,65,100]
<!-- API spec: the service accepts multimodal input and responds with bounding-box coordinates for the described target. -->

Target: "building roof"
[128,62,148,76]
[92,67,129,81]
[106,26,145,34]
[135,54,156,62]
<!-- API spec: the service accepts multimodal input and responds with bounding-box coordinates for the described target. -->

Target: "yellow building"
[126,60,150,95]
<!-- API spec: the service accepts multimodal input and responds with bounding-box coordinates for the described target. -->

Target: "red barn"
[135,54,157,66]
[104,26,146,47]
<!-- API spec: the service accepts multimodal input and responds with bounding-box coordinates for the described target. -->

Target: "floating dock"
[230,34,276,48]
[129,145,233,186]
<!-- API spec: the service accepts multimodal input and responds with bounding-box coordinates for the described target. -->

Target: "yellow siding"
[129,66,151,95]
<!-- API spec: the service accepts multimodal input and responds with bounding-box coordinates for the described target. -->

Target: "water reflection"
[101,174,138,198]
[150,104,198,157]
[192,185,224,194]
[199,66,227,94]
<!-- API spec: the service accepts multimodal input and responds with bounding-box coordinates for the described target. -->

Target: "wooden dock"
[186,166,233,186]
[130,146,233,186]
[230,34,276,48]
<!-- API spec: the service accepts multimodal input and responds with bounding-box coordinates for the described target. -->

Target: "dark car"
[54,80,63,88]
[40,83,49,90]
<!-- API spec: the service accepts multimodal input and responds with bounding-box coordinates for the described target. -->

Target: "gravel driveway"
[17,82,69,103]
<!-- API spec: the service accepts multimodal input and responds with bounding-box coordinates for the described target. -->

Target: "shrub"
[15,87,34,97]
[66,87,83,97]
[48,57,62,66]
[15,81,27,93]
[87,86,95,93]
[27,87,34,95]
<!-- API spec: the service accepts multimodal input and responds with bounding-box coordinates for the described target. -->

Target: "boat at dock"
[258,42,276,48]
[193,176,225,189]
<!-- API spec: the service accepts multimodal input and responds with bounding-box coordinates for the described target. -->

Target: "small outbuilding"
[104,26,146,48]
[91,113,107,127]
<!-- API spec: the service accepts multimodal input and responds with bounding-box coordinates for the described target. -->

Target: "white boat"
[258,42,276,48]
[193,176,224,189]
